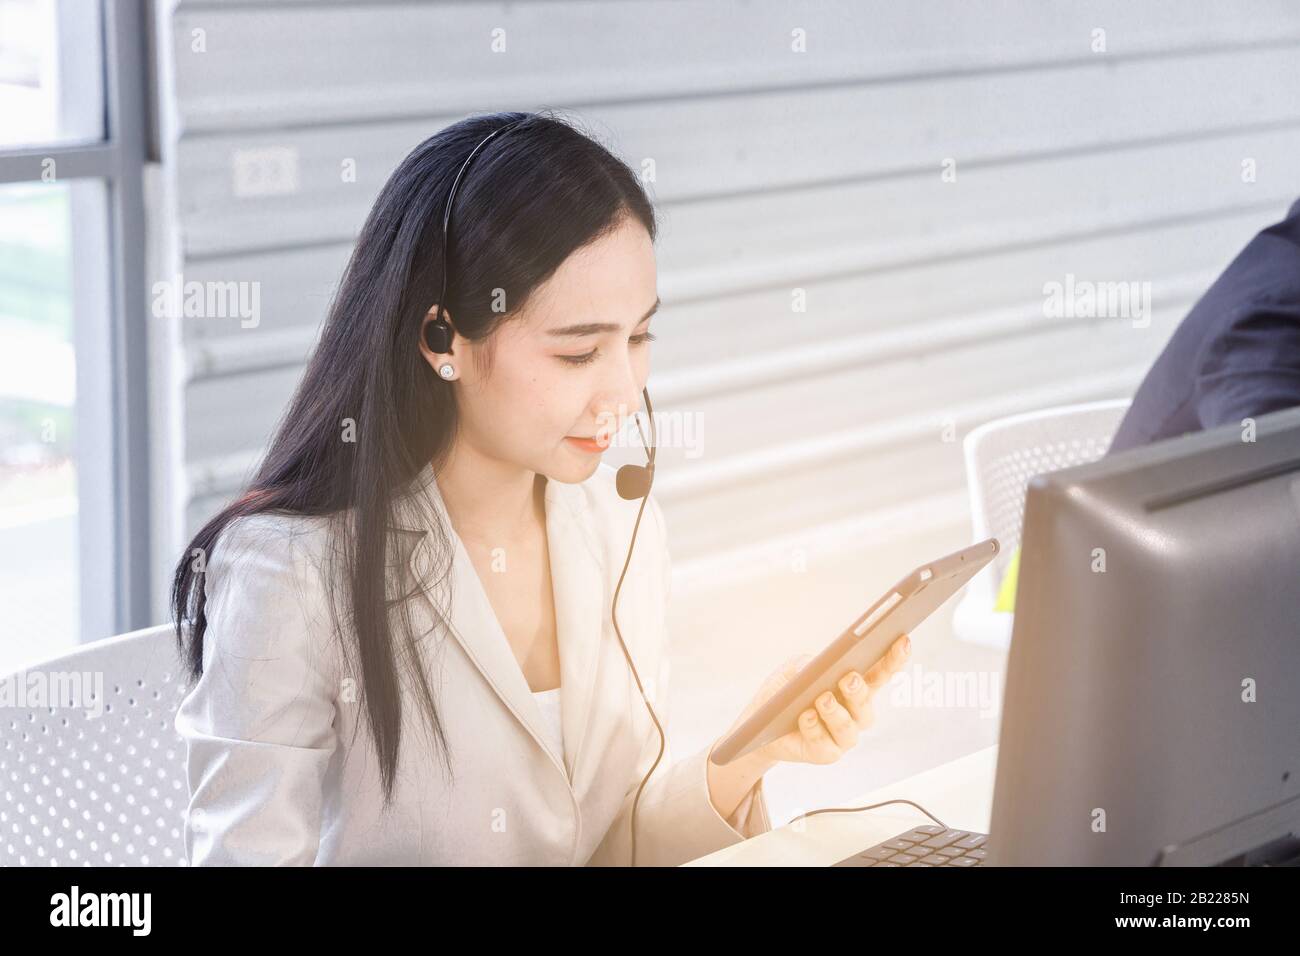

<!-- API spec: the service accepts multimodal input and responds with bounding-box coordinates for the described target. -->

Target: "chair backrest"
[962,397,1132,604]
[0,623,192,866]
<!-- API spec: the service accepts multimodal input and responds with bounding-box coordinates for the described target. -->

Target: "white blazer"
[175,460,772,865]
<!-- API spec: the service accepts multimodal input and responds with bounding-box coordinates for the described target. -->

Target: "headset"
[425,117,665,865]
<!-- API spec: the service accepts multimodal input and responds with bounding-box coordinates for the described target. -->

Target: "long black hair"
[171,110,658,805]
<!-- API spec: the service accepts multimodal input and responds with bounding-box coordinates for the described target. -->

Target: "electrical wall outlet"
[231,146,300,197]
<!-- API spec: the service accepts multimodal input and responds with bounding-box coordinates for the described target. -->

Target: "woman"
[172,110,912,866]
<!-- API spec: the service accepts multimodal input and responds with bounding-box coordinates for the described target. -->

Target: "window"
[0,0,150,674]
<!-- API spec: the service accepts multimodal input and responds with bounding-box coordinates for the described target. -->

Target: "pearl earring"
[438,363,456,380]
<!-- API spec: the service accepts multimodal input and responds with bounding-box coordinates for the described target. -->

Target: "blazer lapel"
[544,477,607,782]
[393,464,607,785]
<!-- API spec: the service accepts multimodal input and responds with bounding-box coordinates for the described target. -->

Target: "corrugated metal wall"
[150,2,1300,752]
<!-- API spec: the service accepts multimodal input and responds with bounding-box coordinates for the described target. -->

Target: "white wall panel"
[155,0,1300,611]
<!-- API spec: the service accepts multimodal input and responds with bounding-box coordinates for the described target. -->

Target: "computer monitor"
[987,404,1300,866]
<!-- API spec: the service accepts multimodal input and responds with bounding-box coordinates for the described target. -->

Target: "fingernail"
[819,692,833,708]
[847,675,861,691]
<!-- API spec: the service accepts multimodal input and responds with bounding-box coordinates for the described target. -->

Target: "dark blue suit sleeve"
[1192,297,1300,430]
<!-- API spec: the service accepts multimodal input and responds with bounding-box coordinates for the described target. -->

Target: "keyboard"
[832,824,989,866]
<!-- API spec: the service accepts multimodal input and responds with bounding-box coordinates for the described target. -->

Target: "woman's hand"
[735,634,912,766]
[704,634,912,822]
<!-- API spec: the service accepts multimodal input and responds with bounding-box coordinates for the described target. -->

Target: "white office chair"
[952,398,1133,650]
[0,622,192,866]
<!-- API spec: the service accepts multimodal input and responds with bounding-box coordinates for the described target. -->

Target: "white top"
[531,687,564,762]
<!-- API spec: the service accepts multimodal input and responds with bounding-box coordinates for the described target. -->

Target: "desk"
[686,745,999,866]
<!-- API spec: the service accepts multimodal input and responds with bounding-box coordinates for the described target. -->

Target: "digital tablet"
[709,537,1000,766]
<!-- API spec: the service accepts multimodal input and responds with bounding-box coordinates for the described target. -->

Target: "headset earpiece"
[424,317,453,354]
